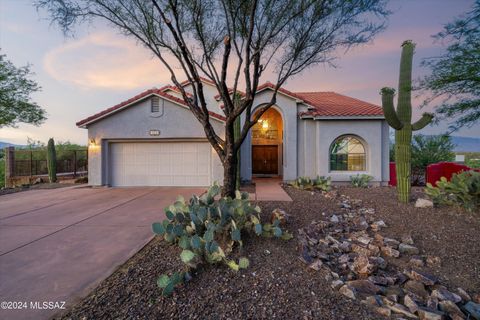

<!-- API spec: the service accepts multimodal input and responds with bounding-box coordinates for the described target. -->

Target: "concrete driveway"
[0,185,204,320]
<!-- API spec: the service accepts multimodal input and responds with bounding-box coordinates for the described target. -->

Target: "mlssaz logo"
[30,301,66,310]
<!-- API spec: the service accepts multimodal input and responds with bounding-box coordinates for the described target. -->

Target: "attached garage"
[109,142,212,187]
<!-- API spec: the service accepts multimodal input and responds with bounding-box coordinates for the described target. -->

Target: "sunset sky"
[0,0,478,146]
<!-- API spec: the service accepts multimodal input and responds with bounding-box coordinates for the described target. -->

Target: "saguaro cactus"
[381,40,434,203]
[47,138,57,183]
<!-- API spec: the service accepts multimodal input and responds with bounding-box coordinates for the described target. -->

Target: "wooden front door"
[252,145,278,175]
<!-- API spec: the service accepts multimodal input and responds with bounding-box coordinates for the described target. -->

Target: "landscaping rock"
[399,243,420,255]
[308,259,323,271]
[404,294,419,313]
[417,307,446,320]
[415,198,434,208]
[339,285,356,299]
[426,255,441,268]
[404,280,429,301]
[409,256,425,267]
[385,302,418,319]
[346,280,381,295]
[330,214,340,223]
[331,279,344,290]
[351,254,376,276]
[384,237,400,249]
[374,306,391,317]
[401,234,415,245]
[271,208,291,226]
[431,287,462,303]
[405,269,438,286]
[352,243,372,256]
[462,301,480,320]
[456,288,471,302]
[438,300,465,319]
[381,245,400,258]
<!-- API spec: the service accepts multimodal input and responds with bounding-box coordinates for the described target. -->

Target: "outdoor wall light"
[89,138,96,147]
[262,120,269,130]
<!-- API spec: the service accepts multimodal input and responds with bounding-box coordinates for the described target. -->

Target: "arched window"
[330,136,366,171]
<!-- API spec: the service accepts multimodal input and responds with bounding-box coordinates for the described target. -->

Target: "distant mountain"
[0,141,24,149]
[451,136,480,153]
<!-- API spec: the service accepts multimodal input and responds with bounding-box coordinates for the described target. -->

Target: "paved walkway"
[0,186,204,320]
[254,178,292,201]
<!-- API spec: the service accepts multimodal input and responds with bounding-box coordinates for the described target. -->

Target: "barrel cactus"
[381,40,434,203]
[47,138,57,183]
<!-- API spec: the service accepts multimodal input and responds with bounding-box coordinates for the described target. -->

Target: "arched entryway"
[251,108,283,176]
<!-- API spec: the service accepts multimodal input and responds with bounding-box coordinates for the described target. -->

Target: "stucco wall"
[298,119,389,183]
[86,97,225,186]
[240,91,299,181]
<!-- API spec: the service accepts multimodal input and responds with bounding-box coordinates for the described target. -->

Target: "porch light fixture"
[262,120,269,130]
[89,138,96,147]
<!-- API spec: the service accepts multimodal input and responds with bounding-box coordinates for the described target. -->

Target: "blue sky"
[0,0,478,145]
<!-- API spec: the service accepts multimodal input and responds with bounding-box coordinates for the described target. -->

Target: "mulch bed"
[54,186,479,320]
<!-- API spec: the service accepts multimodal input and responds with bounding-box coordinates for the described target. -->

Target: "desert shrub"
[152,183,291,296]
[350,174,373,188]
[425,171,480,212]
[411,135,455,185]
[289,176,331,191]
[466,158,480,169]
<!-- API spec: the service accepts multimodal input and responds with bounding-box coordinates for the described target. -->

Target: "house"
[77,77,390,187]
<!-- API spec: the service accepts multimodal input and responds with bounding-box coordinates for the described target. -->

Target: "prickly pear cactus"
[47,138,57,183]
[381,41,434,203]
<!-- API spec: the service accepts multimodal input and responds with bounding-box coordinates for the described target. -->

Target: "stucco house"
[77,77,390,187]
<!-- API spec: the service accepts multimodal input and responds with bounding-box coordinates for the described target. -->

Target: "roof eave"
[77,92,225,128]
[299,115,385,120]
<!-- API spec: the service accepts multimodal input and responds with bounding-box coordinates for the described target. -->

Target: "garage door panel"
[110,142,211,187]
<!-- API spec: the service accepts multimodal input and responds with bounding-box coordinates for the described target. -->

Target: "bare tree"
[37,0,389,196]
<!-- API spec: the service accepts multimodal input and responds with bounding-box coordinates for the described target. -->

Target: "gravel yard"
[54,186,480,319]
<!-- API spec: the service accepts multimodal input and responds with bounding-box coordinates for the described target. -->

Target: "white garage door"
[109,142,211,187]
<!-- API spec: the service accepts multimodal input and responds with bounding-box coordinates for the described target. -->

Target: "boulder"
[415,198,434,208]
[399,243,420,255]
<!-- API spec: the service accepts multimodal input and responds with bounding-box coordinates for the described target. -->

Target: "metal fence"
[13,149,87,177]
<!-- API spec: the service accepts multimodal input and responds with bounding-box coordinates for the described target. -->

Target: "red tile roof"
[77,78,383,127]
[76,88,225,127]
[296,92,384,117]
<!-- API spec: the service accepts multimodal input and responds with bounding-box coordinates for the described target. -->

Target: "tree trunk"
[222,152,238,197]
